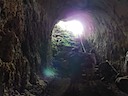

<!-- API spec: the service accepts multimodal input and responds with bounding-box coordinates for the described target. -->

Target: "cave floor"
[43,77,128,96]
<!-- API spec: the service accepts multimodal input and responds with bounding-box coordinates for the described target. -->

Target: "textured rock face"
[86,0,128,72]
[0,0,50,95]
[0,0,128,95]
[0,0,28,95]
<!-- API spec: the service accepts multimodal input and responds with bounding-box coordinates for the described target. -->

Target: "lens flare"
[43,67,57,78]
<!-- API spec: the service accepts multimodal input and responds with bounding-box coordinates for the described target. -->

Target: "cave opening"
[52,20,84,56]
[51,10,95,58]
[49,12,100,85]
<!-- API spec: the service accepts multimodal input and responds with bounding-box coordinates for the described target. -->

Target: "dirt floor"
[43,77,128,96]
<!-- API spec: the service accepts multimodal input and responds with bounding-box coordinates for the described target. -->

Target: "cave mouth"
[50,12,95,78]
[52,19,84,57]
[57,20,84,37]
[50,19,86,78]
[51,11,95,57]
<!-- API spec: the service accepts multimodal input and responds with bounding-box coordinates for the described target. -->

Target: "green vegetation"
[52,24,78,56]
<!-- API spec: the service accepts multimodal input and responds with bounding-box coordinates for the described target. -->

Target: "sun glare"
[57,20,84,37]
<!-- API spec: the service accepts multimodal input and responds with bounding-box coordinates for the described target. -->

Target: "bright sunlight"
[57,20,84,37]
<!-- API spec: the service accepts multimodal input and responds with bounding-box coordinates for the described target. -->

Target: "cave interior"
[0,0,128,96]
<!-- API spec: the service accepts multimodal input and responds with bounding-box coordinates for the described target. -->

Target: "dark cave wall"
[0,0,27,93]
[86,0,128,71]
[0,0,56,94]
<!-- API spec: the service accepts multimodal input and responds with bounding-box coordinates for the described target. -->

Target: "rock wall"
[0,0,53,95]
[0,0,28,95]
[86,0,128,72]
